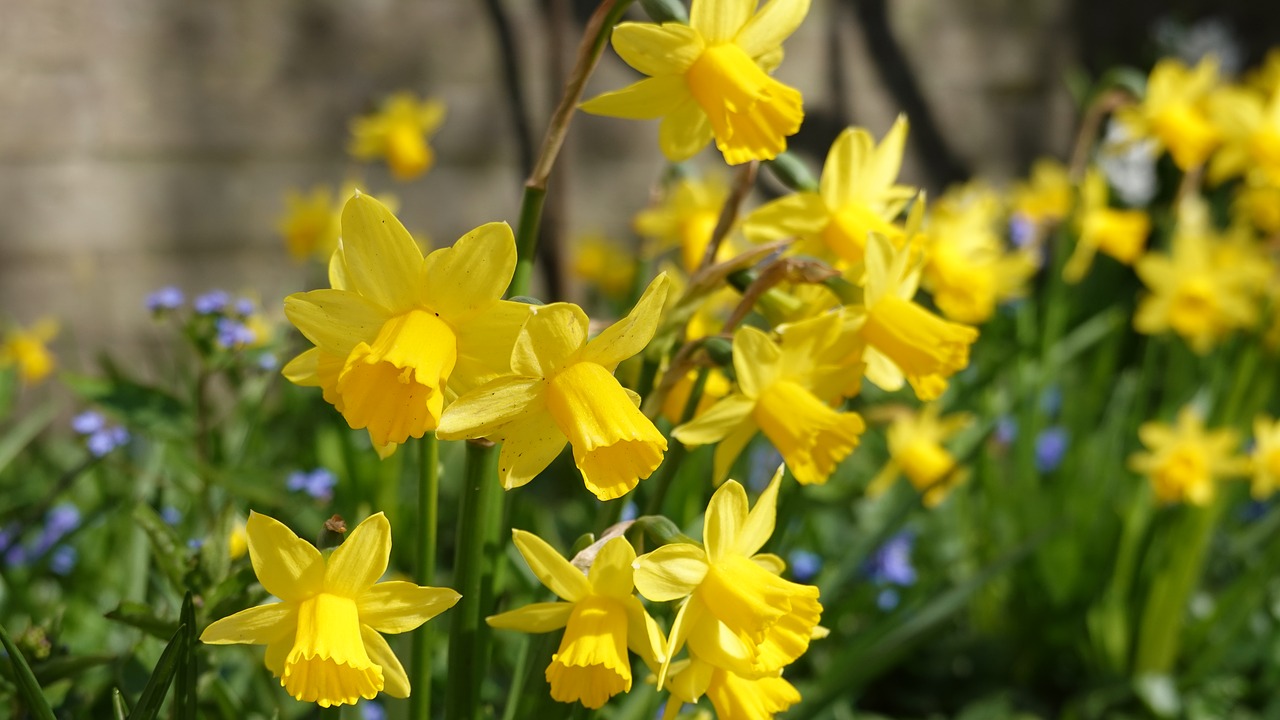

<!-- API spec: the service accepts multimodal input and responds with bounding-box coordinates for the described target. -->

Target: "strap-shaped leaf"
[127,623,187,720]
[112,688,130,720]
[174,592,199,720]
[0,621,57,720]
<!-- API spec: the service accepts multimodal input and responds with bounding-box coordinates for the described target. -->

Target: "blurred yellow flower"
[282,193,531,454]
[1128,407,1247,505]
[661,654,800,720]
[661,367,732,424]
[1010,158,1073,224]
[571,233,636,298]
[488,532,665,709]
[1118,57,1221,171]
[634,175,731,272]
[1063,167,1151,283]
[744,117,915,268]
[349,93,446,181]
[438,276,670,500]
[1208,83,1280,186]
[228,520,248,560]
[867,404,973,507]
[0,318,59,385]
[1249,416,1280,499]
[581,0,809,164]
[278,187,341,262]
[201,512,460,707]
[672,312,865,484]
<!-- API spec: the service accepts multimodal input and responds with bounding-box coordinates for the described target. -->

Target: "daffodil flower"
[851,233,979,401]
[1249,416,1280,499]
[633,174,733,272]
[1063,167,1150,283]
[278,187,341,262]
[1118,57,1221,171]
[349,93,446,181]
[1128,407,1248,505]
[0,318,59,385]
[672,312,865,485]
[661,653,802,720]
[437,275,670,500]
[744,117,915,266]
[867,404,973,507]
[282,193,531,454]
[634,471,822,683]
[1010,158,1073,224]
[581,0,810,164]
[1208,83,1280,186]
[200,512,460,707]
[487,532,666,709]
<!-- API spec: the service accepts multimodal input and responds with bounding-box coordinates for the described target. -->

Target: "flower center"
[545,595,631,709]
[753,380,864,485]
[1168,276,1219,339]
[282,593,383,707]
[686,43,803,164]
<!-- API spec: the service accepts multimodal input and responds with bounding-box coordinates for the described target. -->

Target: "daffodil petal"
[246,511,325,602]
[690,0,754,44]
[264,630,295,677]
[712,420,758,484]
[742,192,830,244]
[282,348,321,386]
[659,98,714,162]
[339,193,425,313]
[753,552,787,575]
[437,376,544,441]
[634,543,709,602]
[512,529,592,602]
[452,299,534,392]
[497,409,568,490]
[704,480,748,563]
[581,274,670,371]
[588,537,637,598]
[672,394,755,446]
[625,596,668,667]
[283,289,388,356]
[199,603,295,645]
[423,222,517,321]
[820,126,872,209]
[511,303,589,377]
[358,581,462,634]
[581,76,691,120]
[732,326,782,397]
[328,245,349,291]
[486,602,574,633]
[612,22,705,76]
[325,513,391,596]
[734,0,810,58]
[360,625,410,698]
[737,466,782,556]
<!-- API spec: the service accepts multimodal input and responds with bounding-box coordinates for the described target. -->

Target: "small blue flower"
[256,353,279,371]
[1009,213,1036,248]
[1035,426,1069,473]
[360,702,387,720]
[193,290,230,315]
[994,416,1018,446]
[0,524,18,554]
[146,286,185,312]
[4,543,28,567]
[234,298,256,317]
[1040,386,1063,418]
[620,501,638,523]
[161,506,182,525]
[877,588,901,611]
[747,445,784,492]
[187,538,205,551]
[216,318,258,349]
[87,426,129,458]
[866,531,916,587]
[44,505,81,539]
[287,468,337,501]
[49,546,77,575]
[71,411,105,435]
[788,549,822,583]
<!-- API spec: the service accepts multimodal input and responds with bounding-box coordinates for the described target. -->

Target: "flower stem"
[410,434,439,720]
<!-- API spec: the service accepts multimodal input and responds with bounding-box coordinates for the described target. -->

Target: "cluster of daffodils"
[1128,407,1280,506]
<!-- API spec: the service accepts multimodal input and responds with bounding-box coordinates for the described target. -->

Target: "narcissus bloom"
[0,318,59,385]
[1250,416,1280,499]
[1010,158,1072,224]
[634,174,732,271]
[661,654,800,720]
[487,532,665,709]
[581,0,810,164]
[1117,57,1221,170]
[437,276,670,500]
[282,193,530,454]
[851,233,979,401]
[1208,83,1280,186]
[867,404,973,507]
[349,93,446,181]
[1063,167,1151,283]
[201,512,460,707]
[635,471,821,684]
[745,117,915,267]
[673,312,864,484]
[1128,407,1248,505]
[278,187,342,262]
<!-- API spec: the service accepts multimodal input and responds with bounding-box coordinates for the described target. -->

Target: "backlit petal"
[422,222,517,322]
[612,22,704,76]
[672,394,756,446]
[742,192,830,244]
[704,479,748,563]
[734,0,810,58]
[496,409,568,490]
[625,596,669,667]
[360,626,410,698]
[732,326,782,397]
[284,289,388,356]
[580,76,691,120]
[634,543,709,602]
[581,273,671,371]
[357,581,461,634]
[339,193,424,313]
[691,0,754,44]
[713,419,760,484]
[820,126,871,208]
[511,303,589,377]
[588,536,637,598]
[282,348,321,386]
[451,299,534,392]
[199,603,296,645]
[487,602,574,633]
[513,529,592,602]
[325,513,391,596]
[437,376,545,441]
[737,467,782,557]
[246,511,325,602]
[659,98,715,162]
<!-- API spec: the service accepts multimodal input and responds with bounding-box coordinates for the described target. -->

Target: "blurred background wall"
[0,0,1272,372]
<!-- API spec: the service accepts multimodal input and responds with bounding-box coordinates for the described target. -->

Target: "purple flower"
[788,549,822,583]
[71,411,105,435]
[256,353,279,371]
[4,543,28,567]
[287,468,337,501]
[867,531,916,587]
[161,506,182,525]
[44,505,81,539]
[49,546,77,575]
[620,501,638,522]
[146,286,185,312]
[193,290,230,315]
[0,524,18,554]
[1009,213,1036,248]
[361,702,387,720]
[994,416,1017,446]
[234,298,256,317]
[87,426,129,457]
[1035,426,1069,473]
[877,588,901,611]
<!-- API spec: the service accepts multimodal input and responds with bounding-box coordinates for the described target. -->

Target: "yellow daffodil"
[1133,199,1258,354]
[1208,83,1280,186]
[1128,407,1247,505]
[437,276,670,500]
[1117,57,1221,170]
[1250,416,1280,499]
[744,117,915,267]
[852,233,979,400]
[661,654,800,720]
[581,0,810,164]
[634,470,821,683]
[571,233,637,298]
[201,512,460,707]
[0,318,59,385]
[634,174,732,271]
[867,404,973,507]
[349,93,446,181]
[1063,167,1151,283]
[1010,158,1073,224]
[228,519,248,560]
[1235,179,1280,235]
[487,532,666,709]
[282,193,531,454]
[672,312,864,484]
[279,187,342,262]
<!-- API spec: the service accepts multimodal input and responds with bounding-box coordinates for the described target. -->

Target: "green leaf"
[175,592,199,720]
[0,621,57,720]
[0,401,57,475]
[32,653,116,685]
[134,503,192,593]
[112,688,131,720]
[127,623,188,720]
[105,602,178,641]
[63,372,191,438]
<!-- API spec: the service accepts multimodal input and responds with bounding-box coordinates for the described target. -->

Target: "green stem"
[410,435,439,720]
[1133,501,1220,674]
[445,442,503,720]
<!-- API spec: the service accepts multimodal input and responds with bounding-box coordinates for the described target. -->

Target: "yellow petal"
[513,529,592,602]
[199,603,296,645]
[742,192,830,244]
[732,326,782,398]
[705,667,801,719]
[283,289,388,357]
[325,513,391,596]
[690,0,754,44]
[487,602,575,633]
[545,595,633,709]
[422,222,517,322]
[282,348,321,386]
[625,596,669,667]
[360,625,410,698]
[753,380,864,485]
[634,543,709,602]
[737,467,782,557]
[358,581,461,634]
[580,76,691,120]
[588,536,637,598]
[820,126,871,208]
[687,43,803,164]
[511,303,589,377]
[659,98,715,162]
[672,394,756,446]
[496,408,568,490]
[339,193,424,313]
[712,420,760,484]
[282,593,383,707]
[612,22,704,76]
[246,511,325,603]
[451,299,534,392]
[734,0,811,58]
[704,479,749,563]
[437,377,544,440]
[581,273,671,371]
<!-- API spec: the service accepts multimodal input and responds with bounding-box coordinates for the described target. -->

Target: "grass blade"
[0,621,57,720]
